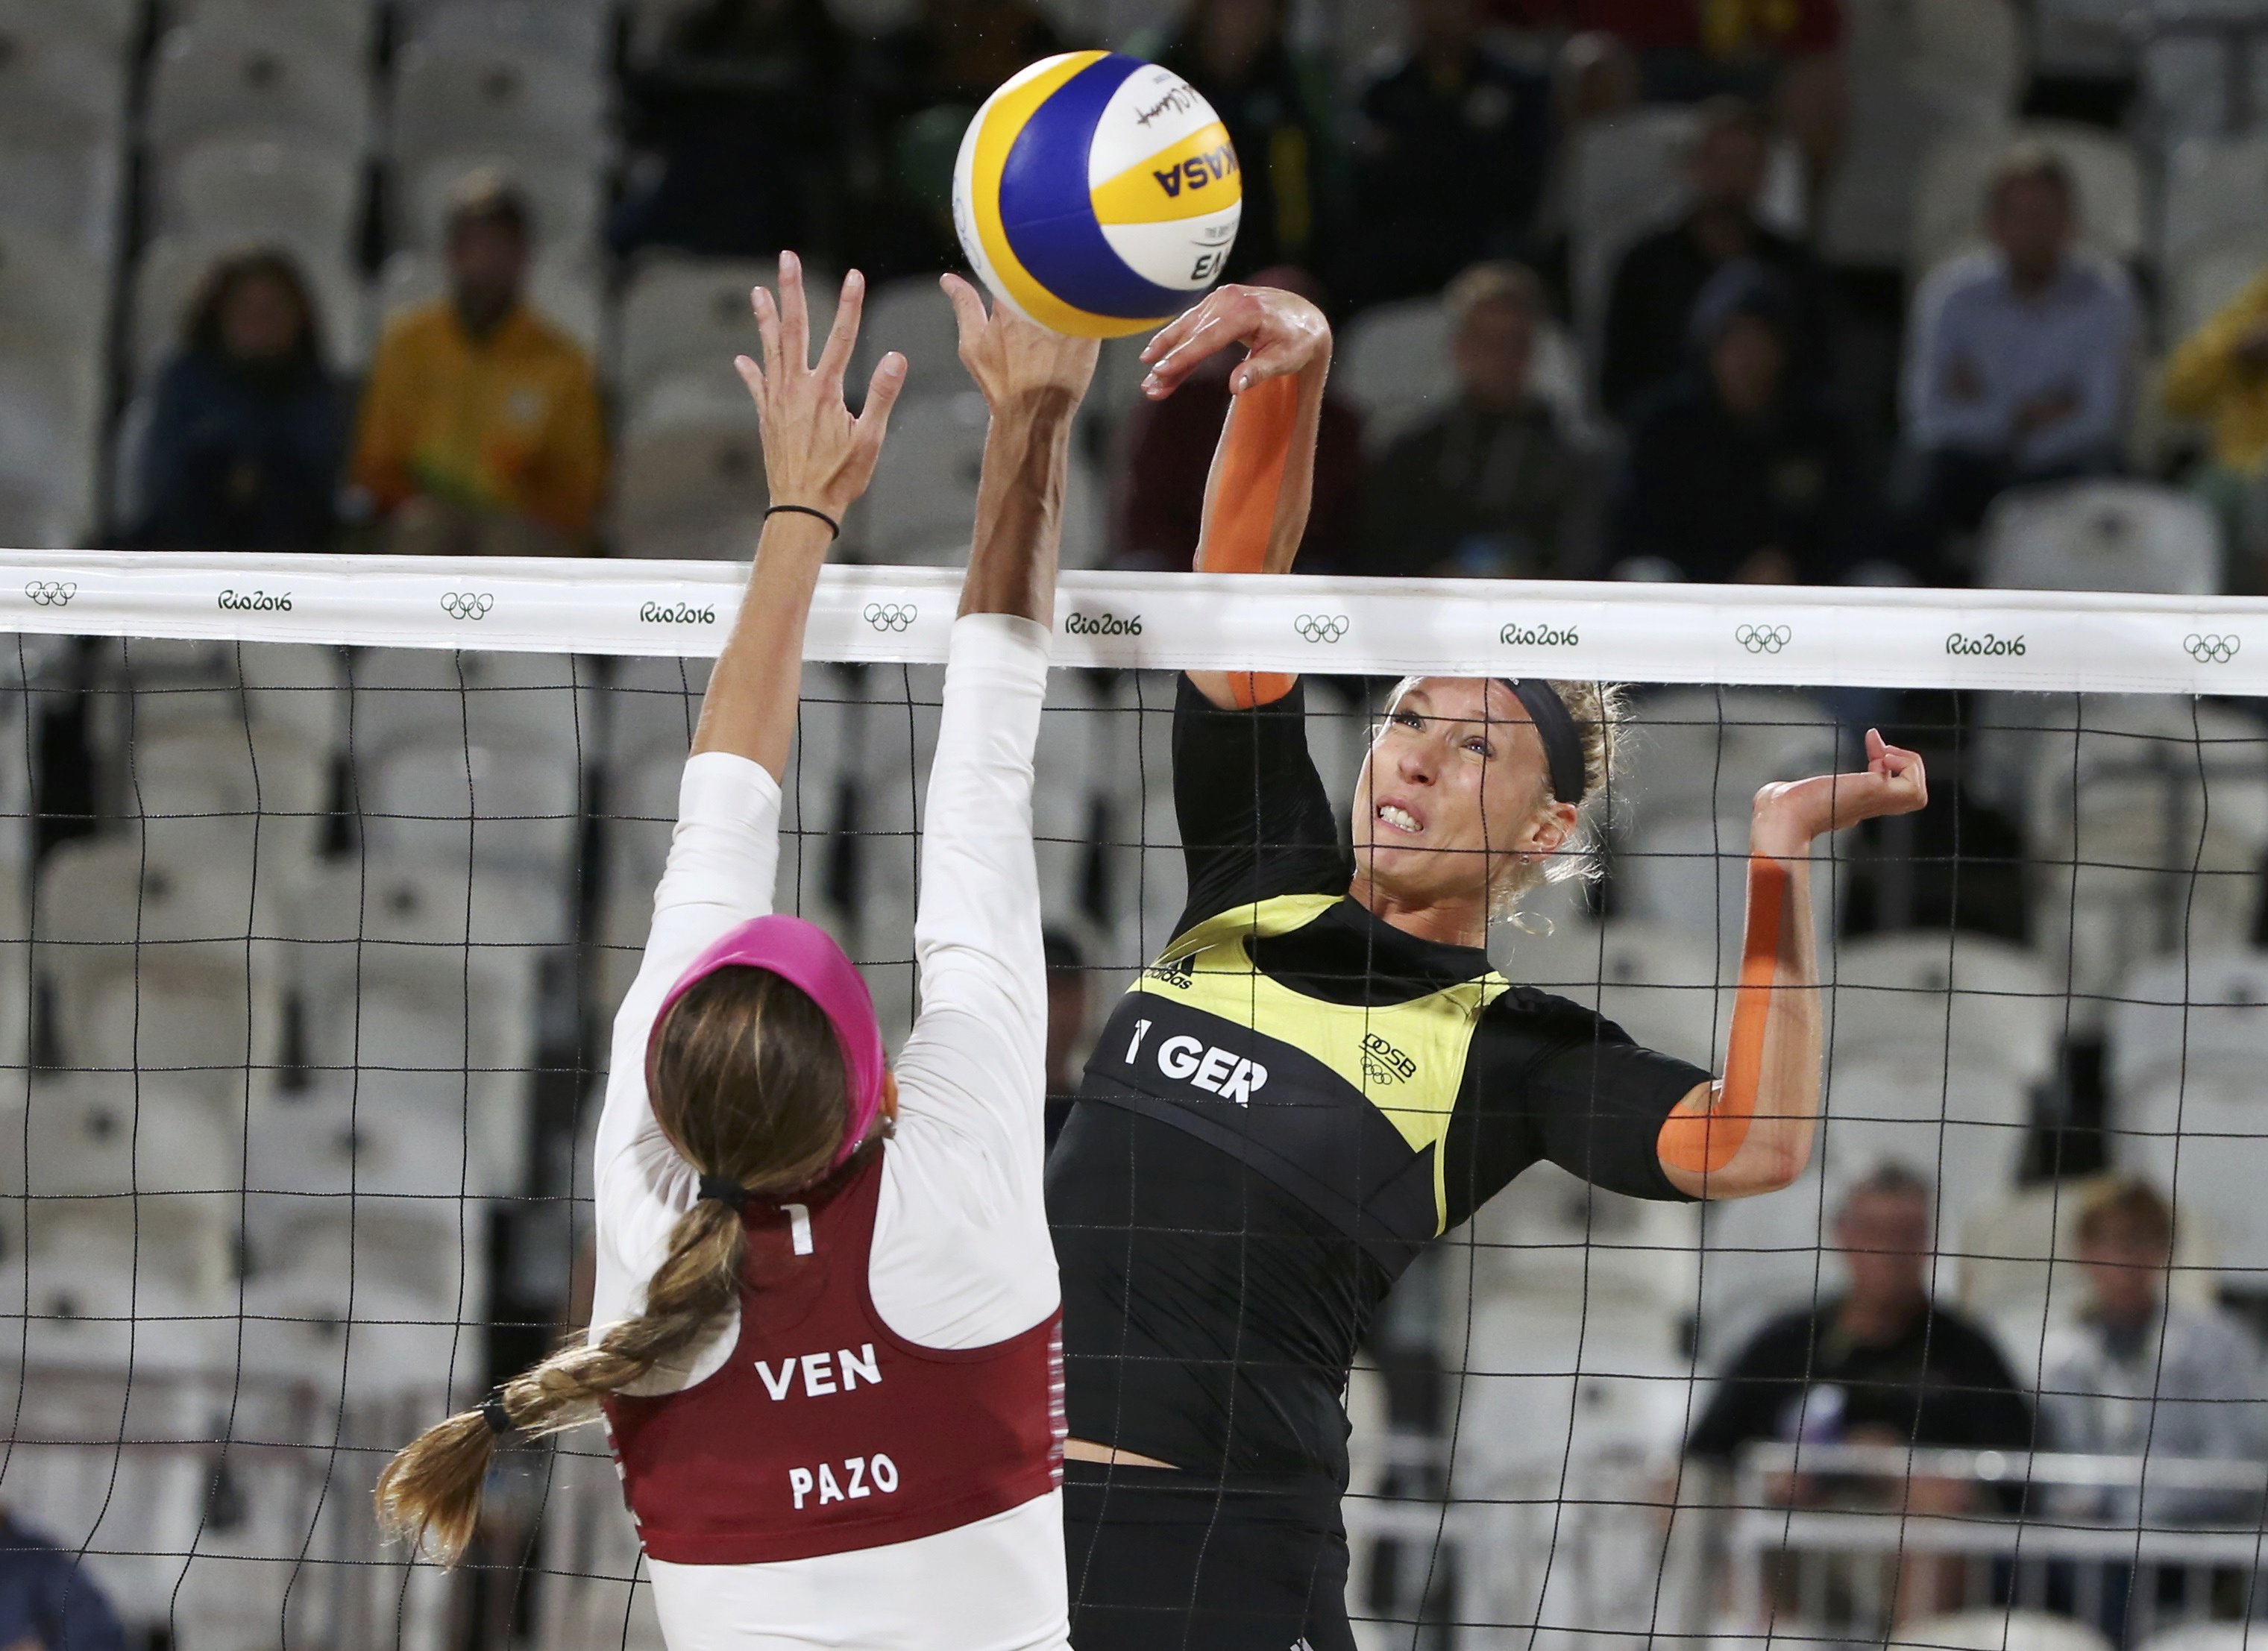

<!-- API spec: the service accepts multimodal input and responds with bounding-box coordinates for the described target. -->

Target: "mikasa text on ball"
[954,51,1243,339]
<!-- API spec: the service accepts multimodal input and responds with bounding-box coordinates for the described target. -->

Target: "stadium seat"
[1568,105,1697,343]
[348,647,594,768]
[1909,122,2146,278]
[0,379,101,550]
[165,0,379,63]
[398,151,604,259]
[2136,1620,2267,1651]
[1893,1611,2114,1651]
[133,232,365,386]
[603,654,712,776]
[2162,135,2268,274]
[1979,479,2222,596]
[153,137,366,261]
[620,254,836,409]
[120,717,330,831]
[1337,296,1590,454]
[1493,917,1726,1072]
[613,399,769,556]
[1622,686,1845,826]
[238,1240,480,1401]
[239,640,350,755]
[0,1228,227,1373]
[0,0,141,58]
[5,1076,238,1201]
[403,0,614,70]
[146,22,374,153]
[361,740,584,897]
[2112,949,2268,1091]
[855,274,966,400]
[2029,0,2141,81]
[1827,931,2060,1089]
[2167,236,2268,345]
[0,30,128,151]
[849,391,989,565]
[0,139,126,258]
[1618,810,1844,972]
[389,40,610,170]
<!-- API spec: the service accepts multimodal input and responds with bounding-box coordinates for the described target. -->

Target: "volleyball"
[952,51,1243,339]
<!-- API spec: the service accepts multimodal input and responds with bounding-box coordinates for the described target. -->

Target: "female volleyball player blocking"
[1046,283,1931,1650]
[376,254,1099,1650]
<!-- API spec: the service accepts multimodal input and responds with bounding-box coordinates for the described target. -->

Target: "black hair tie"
[698,1174,750,1213]
[764,503,841,541]
[1501,679,1589,805]
[480,1387,515,1438]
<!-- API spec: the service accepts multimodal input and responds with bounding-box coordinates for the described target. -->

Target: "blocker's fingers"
[853,353,908,450]
[941,272,990,352]
[815,268,865,386]
[752,286,784,386]
[778,250,811,372]
[733,353,764,407]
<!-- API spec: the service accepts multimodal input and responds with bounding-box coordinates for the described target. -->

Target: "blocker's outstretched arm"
[694,254,905,779]
[942,274,1099,623]
[1657,732,1930,1199]
[1136,284,1333,709]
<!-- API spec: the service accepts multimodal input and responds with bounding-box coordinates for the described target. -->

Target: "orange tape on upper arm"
[1194,374,1300,708]
[1657,855,1791,1177]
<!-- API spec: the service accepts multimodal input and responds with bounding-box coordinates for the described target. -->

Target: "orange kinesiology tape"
[1194,374,1300,708]
[1657,855,1792,1176]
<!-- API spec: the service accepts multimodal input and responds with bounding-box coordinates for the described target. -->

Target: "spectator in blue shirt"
[126,250,351,554]
[1894,143,2137,582]
[0,1510,128,1651]
[1342,0,1555,308]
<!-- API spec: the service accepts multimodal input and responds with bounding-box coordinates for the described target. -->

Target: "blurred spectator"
[1342,0,1554,308]
[1895,144,2136,576]
[1490,0,1843,103]
[858,0,1063,278]
[0,1508,128,1651]
[1357,262,1601,579]
[1043,928,1092,1151]
[1111,267,1363,573]
[1599,96,1830,419]
[611,0,855,261]
[1528,31,1645,306]
[2039,1177,2267,1528]
[1611,260,1865,584]
[2161,267,2268,586]
[1688,1165,2034,1464]
[127,250,351,554]
[1140,0,1341,280]
[351,176,607,556]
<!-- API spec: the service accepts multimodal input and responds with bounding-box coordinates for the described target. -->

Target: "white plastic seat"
[1894,1611,2113,1651]
[146,22,374,153]
[620,254,833,411]
[237,1233,479,1401]
[153,137,365,261]
[404,0,613,72]
[2167,236,2268,345]
[389,40,609,171]
[855,274,966,400]
[348,647,593,767]
[0,0,142,57]
[0,138,126,257]
[2112,950,2268,1095]
[133,233,364,385]
[0,30,127,150]
[0,379,101,547]
[2163,135,2268,274]
[361,739,582,896]
[373,244,602,356]
[1336,297,1590,453]
[166,0,378,63]
[851,392,987,565]
[614,402,768,550]
[4,1076,239,1201]
[238,641,349,755]
[1980,479,2221,597]
[1569,105,1698,342]
[1909,122,2145,278]
[1826,931,2059,1088]
[119,717,330,842]
[1493,917,1726,1072]
[0,1234,227,1374]
[1623,686,1844,826]
[399,151,603,257]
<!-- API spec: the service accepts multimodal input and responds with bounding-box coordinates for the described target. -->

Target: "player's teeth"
[1379,805,1417,833]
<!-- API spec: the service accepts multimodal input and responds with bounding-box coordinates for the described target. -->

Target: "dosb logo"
[23,582,74,608]
[1360,1032,1416,1086]
[2187,633,2241,664]
[1066,611,1143,637]
[639,600,717,626]
[1295,614,1349,644]
[441,593,494,621]
[864,602,917,634]
[1499,621,1579,648]
[1944,632,2026,657]
[218,588,292,613]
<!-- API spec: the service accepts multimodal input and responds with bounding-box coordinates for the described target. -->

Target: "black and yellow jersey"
[1046,678,1708,1489]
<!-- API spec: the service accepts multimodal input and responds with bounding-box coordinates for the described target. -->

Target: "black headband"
[698,1174,751,1213]
[1501,679,1588,805]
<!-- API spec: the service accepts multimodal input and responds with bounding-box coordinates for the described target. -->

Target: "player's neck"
[1348,876,1488,951]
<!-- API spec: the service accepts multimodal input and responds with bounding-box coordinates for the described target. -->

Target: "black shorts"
[1063,1462,1354,1651]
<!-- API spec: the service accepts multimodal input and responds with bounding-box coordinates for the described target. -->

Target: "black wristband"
[765,503,841,540]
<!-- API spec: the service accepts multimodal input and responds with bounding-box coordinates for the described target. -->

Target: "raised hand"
[1753,729,1929,851]
[941,274,1099,415]
[1140,283,1331,400]
[735,252,905,521]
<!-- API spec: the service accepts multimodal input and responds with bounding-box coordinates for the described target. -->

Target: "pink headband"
[645,915,888,1174]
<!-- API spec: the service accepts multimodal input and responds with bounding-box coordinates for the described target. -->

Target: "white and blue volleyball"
[953,52,1243,339]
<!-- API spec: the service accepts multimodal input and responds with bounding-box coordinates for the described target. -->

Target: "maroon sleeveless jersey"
[603,1147,1065,1565]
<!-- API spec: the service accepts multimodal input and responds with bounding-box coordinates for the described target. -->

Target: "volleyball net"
[5,550,2268,1651]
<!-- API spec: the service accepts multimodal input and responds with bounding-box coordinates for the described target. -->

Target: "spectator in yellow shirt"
[352,174,607,555]
[2164,269,2268,587]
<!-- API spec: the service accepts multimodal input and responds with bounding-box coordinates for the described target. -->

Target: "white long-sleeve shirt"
[590,614,1066,1651]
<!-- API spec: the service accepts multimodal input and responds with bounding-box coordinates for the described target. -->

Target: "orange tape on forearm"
[1195,374,1300,708]
[1658,855,1791,1176]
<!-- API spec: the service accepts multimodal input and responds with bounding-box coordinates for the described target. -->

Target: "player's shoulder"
[1483,982,1639,1046]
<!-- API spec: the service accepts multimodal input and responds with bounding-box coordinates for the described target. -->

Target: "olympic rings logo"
[23,582,74,608]
[1735,623,1791,655]
[440,593,494,621]
[2187,633,2241,664]
[1295,614,1349,644]
[864,603,918,633]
